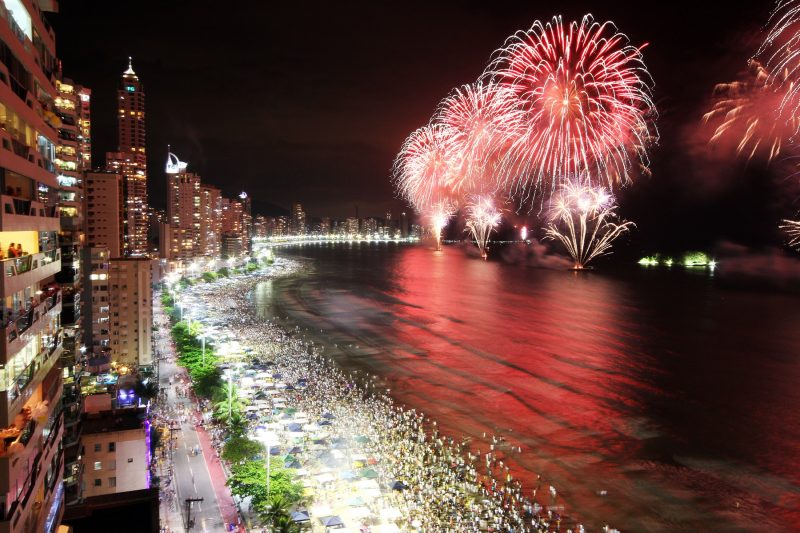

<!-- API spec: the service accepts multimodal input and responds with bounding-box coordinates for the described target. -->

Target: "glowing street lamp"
[256,426,272,499]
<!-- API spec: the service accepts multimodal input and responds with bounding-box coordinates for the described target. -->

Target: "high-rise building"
[0,2,67,530]
[251,214,267,239]
[54,78,90,361]
[165,152,200,261]
[82,248,111,359]
[345,217,359,235]
[320,217,331,235]
[199,184,221,259]
[275,216,288,237]
[106,58,147,257]
[401,212,409,238]
[290,202,306,236]
[84,171,124,258]
[108,258,153,370]
[221,197,243,236]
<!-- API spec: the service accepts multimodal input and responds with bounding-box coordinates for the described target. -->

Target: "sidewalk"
[196,424,242,531]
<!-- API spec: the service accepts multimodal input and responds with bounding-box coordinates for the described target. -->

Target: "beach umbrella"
[346,496,365,507]
[359,468,378,479]
[340,470,357,481]
[354,435,369,444]
[290,511,310,523]
[269,446,281,456]
[283,454,296,463]
[285,460,301,469]
[288,446,303,454]
[318,419,332,426]
[390,480,408,491]
[287,423,303,432]
[319,516,344,528]
[321,412,335,419]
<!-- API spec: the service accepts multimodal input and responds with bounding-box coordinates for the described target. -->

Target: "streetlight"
[256,426,272,500]
[227,369,233,423]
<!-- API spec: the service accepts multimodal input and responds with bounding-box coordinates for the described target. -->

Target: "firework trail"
[393,124,458,249]
[436,81,523,255]
[756,0,800,137]
[704,61,797,162]
[780,218,800,248]
[485,14,658,200]
[437,81,524,195]
[543,177,634,269]
[464,195,503,259]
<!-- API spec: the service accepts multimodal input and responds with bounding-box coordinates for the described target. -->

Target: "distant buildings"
[290,201,306,236]
[106,59,148,257]
[199,184,222,258]
[165,151,200,261]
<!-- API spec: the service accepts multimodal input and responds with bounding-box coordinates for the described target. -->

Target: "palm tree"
[259,494,293,527]
[271,514,300,533]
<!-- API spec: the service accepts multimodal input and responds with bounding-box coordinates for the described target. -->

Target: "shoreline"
[176,257,599,532]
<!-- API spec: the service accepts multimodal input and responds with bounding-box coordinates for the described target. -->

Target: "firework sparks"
[437,81,524,195]
[756,0,800,136]
[393,124,458,249]
[704,61,797,162]
[485,14,658,200]
[464,195,503,259]
[780,219,800,248]
[543,178,634,269]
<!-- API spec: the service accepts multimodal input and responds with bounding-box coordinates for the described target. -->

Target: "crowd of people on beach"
[173,258,612,533]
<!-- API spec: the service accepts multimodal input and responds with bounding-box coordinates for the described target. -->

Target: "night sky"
[51,1,790,250]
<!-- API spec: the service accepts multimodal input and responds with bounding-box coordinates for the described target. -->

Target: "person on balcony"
[15,244,23,257]
[7,243,15,258]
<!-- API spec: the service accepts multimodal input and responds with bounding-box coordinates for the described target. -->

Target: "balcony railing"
[2,287,60,340]
[2,249,59,278]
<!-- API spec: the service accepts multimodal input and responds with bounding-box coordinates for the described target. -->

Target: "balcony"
[0,289,60,365]
[0,196,59,232]
[0,347,61,440]
[1,249,60,298]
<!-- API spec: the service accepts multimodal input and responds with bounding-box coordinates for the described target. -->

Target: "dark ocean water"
[251,243,800,532]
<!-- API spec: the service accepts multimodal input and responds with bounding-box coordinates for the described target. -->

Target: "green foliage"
[222,436,264,463]
[217,267,230,278]
[202,271,218,282]
[212,382,247,425]
[245,262,258,273]
[260,495,299,532]
[170,320,222,399]
[227,459,303,513]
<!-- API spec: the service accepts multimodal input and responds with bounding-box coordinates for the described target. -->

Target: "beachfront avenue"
[149,257,594,533]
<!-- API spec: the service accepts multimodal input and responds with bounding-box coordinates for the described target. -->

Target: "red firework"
[485,14,658,197]
[436,81,525,196]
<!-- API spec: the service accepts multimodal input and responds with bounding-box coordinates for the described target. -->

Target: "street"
[154,293,240,532]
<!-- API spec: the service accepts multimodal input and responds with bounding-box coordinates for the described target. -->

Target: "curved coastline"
[182,257,589,532]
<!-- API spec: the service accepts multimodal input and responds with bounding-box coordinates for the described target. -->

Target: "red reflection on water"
[264,244,800,531]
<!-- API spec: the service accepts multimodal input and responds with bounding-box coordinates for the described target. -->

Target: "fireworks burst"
[543,178,634,269]
[780,218,800,248]
[464,195,503,259]
[393,125,458,249]
[437,81,524,195]
[486,14,658,199]
[704,61,797,162]
[427,200,457,251]
[756,0,800,136]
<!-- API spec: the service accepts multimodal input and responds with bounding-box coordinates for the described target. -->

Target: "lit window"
[94,461,102,470]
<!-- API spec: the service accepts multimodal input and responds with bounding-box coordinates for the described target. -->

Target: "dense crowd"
[182,259,610,533]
